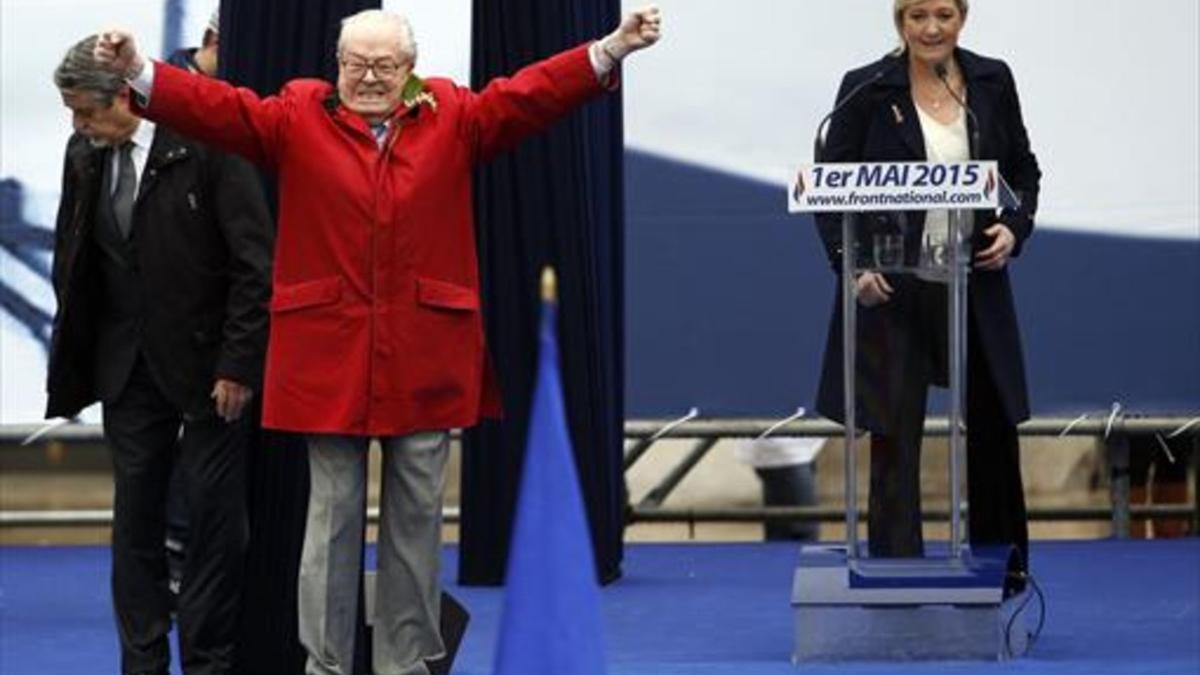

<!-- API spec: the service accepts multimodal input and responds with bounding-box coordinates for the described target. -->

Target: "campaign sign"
[788,161,1000,213]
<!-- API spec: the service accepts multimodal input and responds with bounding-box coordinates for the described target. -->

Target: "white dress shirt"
[110,119,157,197]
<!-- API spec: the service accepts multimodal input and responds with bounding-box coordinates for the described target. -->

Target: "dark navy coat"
[814,48,1042,433]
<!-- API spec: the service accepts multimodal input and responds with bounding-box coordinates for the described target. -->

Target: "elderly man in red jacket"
[94,6,661,675]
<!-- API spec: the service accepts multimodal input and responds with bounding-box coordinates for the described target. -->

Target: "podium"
[787,161,1029,660]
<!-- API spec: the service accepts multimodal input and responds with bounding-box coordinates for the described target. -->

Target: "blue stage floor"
[1,540,1197,674]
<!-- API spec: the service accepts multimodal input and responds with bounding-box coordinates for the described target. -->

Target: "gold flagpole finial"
[540,266,557,303]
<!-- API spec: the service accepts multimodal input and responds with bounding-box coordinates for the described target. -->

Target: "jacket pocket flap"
[417,277,479,311]
[270,277,342,312]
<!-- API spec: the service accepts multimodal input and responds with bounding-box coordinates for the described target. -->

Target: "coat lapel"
[891,92,926,159]
[878,59,927,159]
[76,145,106,238]
[957,48,1006,160]
[136,128,189,207]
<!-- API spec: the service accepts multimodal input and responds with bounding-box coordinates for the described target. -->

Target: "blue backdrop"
[625,151,1200,417]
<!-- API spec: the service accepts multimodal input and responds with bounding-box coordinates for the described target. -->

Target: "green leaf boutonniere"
[401,74,438,113]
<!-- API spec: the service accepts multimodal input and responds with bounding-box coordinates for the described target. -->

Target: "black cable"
[1004,570,1047,658]
[813,59,900,161]
[933,61,981,159]
[1026,573,1047,649]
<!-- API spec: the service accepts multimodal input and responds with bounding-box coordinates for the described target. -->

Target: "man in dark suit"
[46,35,273,675]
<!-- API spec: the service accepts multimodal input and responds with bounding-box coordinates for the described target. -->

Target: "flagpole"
[541,265,558,304]
[493,262,608,674]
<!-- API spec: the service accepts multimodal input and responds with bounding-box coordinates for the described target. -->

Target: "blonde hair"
[893,0,969,46]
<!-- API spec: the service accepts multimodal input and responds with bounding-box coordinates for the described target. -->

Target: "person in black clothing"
[166,8,220,77]
[813,0,1041,573]
[47,35,273,675]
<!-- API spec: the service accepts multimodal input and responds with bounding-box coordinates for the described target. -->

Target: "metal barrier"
[624,416,1199,537]
[3,415,1198,537]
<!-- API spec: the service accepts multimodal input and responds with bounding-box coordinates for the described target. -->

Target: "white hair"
[338,9,418,64]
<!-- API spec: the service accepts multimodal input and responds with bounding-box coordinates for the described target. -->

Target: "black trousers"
[868,281,1029,571]
[103,357,250,675]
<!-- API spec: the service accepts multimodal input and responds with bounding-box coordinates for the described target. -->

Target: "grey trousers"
[299,432,449,675]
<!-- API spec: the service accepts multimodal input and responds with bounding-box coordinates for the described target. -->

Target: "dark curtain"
[459,1,626,586]
[219,2,377,673]
[220,1,366,86]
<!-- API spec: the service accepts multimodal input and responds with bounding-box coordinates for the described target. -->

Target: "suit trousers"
[299,432,449,675]
[103,356,249,675]
[868,280,1030,571]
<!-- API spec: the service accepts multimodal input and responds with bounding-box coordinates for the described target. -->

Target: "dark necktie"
[112,142,136,239]
[370,122,388,147]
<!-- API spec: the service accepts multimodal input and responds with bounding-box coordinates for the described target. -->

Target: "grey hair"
[337,9,418,64]
[53,35,126,106]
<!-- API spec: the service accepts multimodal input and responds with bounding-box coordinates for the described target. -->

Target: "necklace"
[916,79,961,112]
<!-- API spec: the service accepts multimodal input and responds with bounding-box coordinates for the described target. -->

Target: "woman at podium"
[813,0,1042,575]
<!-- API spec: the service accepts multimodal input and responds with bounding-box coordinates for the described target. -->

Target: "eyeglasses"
[339,56,404,79]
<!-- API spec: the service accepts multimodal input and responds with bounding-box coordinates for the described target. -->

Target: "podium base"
[791,545,1028,661]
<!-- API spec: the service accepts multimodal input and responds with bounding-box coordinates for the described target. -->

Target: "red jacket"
[140,44,608,435]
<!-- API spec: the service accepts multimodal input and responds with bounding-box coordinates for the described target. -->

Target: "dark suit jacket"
[45,125,273,418]
[814,48,1042,433]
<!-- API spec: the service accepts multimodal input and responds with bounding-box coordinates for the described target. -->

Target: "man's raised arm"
[93,28,289,168]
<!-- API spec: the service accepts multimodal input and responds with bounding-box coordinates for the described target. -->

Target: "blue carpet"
[2,540,1198,674]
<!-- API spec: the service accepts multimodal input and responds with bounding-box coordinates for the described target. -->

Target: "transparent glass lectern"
[788,161,1029,661]
[837,205,973,560]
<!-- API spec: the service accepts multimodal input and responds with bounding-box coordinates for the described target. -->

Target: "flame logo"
[792,171,807,202]
[984,169,996,200]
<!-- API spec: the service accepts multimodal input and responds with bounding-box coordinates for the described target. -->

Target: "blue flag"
[493,294,607,675]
